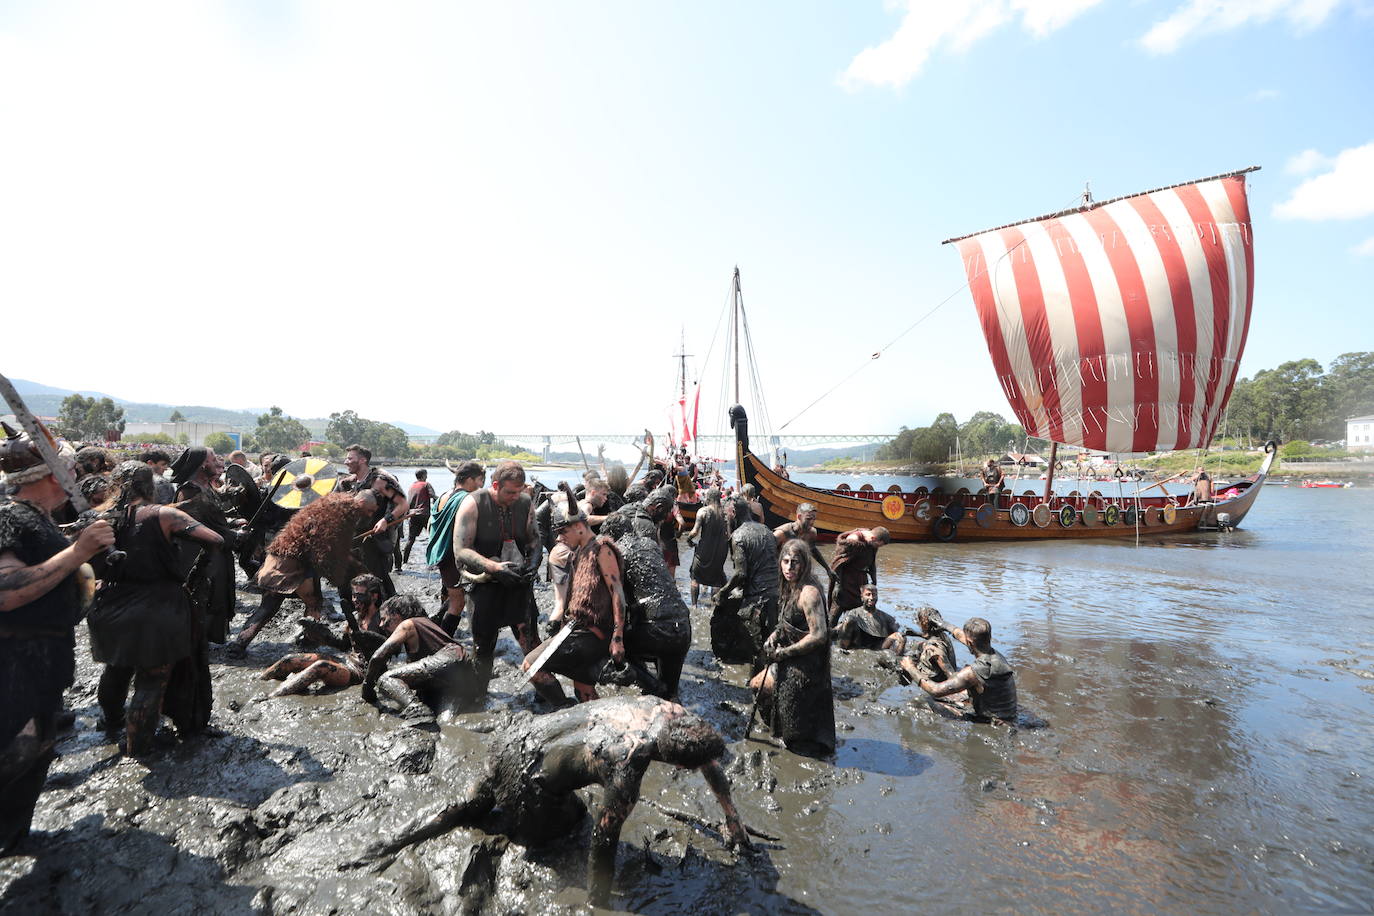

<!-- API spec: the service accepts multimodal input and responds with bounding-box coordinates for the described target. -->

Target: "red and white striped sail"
[951,171,1255,454]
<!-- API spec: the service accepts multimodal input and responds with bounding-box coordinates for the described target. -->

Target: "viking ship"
[734,167,1277,541]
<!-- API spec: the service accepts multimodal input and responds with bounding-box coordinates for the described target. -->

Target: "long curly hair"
[779,538,820,606]
[269,491,372,585]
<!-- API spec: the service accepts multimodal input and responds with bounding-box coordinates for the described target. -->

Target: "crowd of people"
[0,425,1019,903]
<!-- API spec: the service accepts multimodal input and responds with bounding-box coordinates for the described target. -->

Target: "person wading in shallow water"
[0,425,114,854]
[911,611,1019,725]
[828,526,890,626]
[340,444,408,598]
[833,584,905,653]
[452,460,565,705]
[686,486,728,606]
[712,497,779,665]
[346,695,751,907]
[86,463,224,756]
[750,538,836,757]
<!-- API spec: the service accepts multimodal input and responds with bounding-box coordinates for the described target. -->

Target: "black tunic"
[768,591,836,755]
[87,505,193,669]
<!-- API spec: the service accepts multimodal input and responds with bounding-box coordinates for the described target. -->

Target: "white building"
[1347,415,1374,451]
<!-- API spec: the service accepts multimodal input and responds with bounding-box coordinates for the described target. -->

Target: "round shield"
[887,484,903,493]
[836,483,851,492]
[911,499,932,520]
[1082,505,1099,526]
[1032,503,1051,528]
[1144,506,1159,526]
[223,463,261,516]
[881,494,905,520]
[859,483,875,492]
[271,457,340,509]
[1104,504,1120,526]
[944,501,966,523]
[976,503,996,528]
[1162,502,1178,525]
[1009,502,1030,527]
[1058,504,1077,527]
[1123,506,1138,526]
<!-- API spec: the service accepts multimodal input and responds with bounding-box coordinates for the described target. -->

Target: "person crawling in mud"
[258,574,389,698]
[361,594,484,722]
[896,605,958,685]
[346,695,751,907]
[910,612,1018,725]
[227,486,377,658]
[833,584,905,653]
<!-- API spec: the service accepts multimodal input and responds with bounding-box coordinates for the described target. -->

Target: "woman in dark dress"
[88,463,223,756]
[749,538,836,757]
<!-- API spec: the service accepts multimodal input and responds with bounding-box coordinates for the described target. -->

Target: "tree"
[1325,352,1374,433]
[57,394,126,440]
[256,406,312,453]
[169,409,186,422]
[204,432,235,453]
[326,410,367,448]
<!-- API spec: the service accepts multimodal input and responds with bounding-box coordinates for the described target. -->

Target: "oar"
[1134,470,1188,496]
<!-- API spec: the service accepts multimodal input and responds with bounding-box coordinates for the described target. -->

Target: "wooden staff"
[1134,470,1188,496]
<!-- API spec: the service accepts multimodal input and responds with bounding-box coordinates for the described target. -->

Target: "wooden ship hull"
[731,408,1275,543]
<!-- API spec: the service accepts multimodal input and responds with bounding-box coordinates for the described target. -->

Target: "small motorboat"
[1301,479,1352,489]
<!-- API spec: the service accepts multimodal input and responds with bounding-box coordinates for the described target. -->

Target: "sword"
[0,373,125,562]
[521,622,573,683]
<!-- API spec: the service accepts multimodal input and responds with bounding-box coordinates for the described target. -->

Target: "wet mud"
[4,484,1373,913]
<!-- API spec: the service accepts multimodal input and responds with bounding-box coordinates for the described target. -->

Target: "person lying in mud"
[833,584,905,653]
[361,594,484,721]
[910,612,1018,725]
[258,574,389,698]
[346,695,750,907]
[896,605,958,685]
[227,487,377,658]
[600,512,691,699]
[522,484,664,703]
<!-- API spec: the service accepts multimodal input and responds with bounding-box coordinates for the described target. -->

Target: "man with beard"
[686,487,727,607]
[452,460,563,704]
[827,526,890,627]
[773,502,833,584]
[0,425,115,852]
[347,696,751,908]
[601,512,691,699]
[712,497,778,665]
[833,584,905,653]
[340,444,408,597]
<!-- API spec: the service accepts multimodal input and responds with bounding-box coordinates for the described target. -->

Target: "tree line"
[876,411,1026,465]
[1225,352,1373,444]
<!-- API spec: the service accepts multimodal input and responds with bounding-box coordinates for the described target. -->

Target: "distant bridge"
[406,431,895,461]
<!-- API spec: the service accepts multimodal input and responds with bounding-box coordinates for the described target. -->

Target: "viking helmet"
[1,421,47,481]
[548,481,587,533]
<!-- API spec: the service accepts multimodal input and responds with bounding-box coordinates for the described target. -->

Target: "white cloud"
[1142,0,1348,55]
[1249,88,1281,101]
[1286,148,1331,174]
[1273,142,1374,220]
[840,0,1105,90]
[1354,236,1374,257]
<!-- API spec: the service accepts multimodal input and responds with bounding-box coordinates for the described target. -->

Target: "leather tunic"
[970,649,1018,722]
[471,488,532,560]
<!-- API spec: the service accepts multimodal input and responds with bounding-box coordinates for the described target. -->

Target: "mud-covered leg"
[343,782,496,869]
[97,665,135,731]
[230,591,287,654]
[0,721,56,856]
[588,772,644,907]
[512,615,568,706]
[125,665,171,757]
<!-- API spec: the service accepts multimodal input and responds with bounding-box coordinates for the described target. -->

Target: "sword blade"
[521,623,573,683]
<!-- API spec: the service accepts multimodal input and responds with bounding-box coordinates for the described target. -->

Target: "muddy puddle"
[3,485,1372,914]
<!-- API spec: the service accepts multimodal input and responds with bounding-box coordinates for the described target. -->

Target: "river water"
[4,473,1369,914]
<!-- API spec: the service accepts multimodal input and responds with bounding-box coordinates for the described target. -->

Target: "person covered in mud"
[401,469,436,566]
[260,573,390,698]
[86,463,224,756]
[642,485,682,579]
[712,497,779,666]
[170,446,240,644]
[750,539,835,757]
[361,594,483,722]
[426,460,484,634]
[738,484,765,530]
[828,526,890,626]
[686,486,728,607]
[453,460,564,704]
[601,512,692,699]
[523,484,662,702]
[227,487,377,657]
[911,613,1018,725]
[0,425,115,854]
[138,449,176,504]
[833,584,905,653]
[348,695,750,907]
[339,444,408,597]
[773,502,834,583]
[896,605,958,685]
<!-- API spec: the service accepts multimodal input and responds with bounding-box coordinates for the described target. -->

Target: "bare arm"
[918,665,983,699]
[0,522,113,613]
[809,541,834,579]
[769,584,827,660]
[361,620,415,696]
[721,536,747,597]
[597,542,627,662]
[160,506,224,546]
[372,482,409,535]
[699,760,751,850]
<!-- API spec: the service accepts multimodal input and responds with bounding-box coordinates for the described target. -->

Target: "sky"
[1,0,1371,442]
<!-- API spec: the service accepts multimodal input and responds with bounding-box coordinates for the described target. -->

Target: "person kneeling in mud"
[910,612,1018,725]
[834,584,905,653]
[523,484,664,703]
[258,574,389,698]
[895,605,958,685]
[346,695,750,907]
[361,594,484,723]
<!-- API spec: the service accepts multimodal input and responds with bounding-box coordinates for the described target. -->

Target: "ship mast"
[732,266,742,405]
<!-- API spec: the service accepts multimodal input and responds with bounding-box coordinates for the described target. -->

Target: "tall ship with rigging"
[731,167,1276,541]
